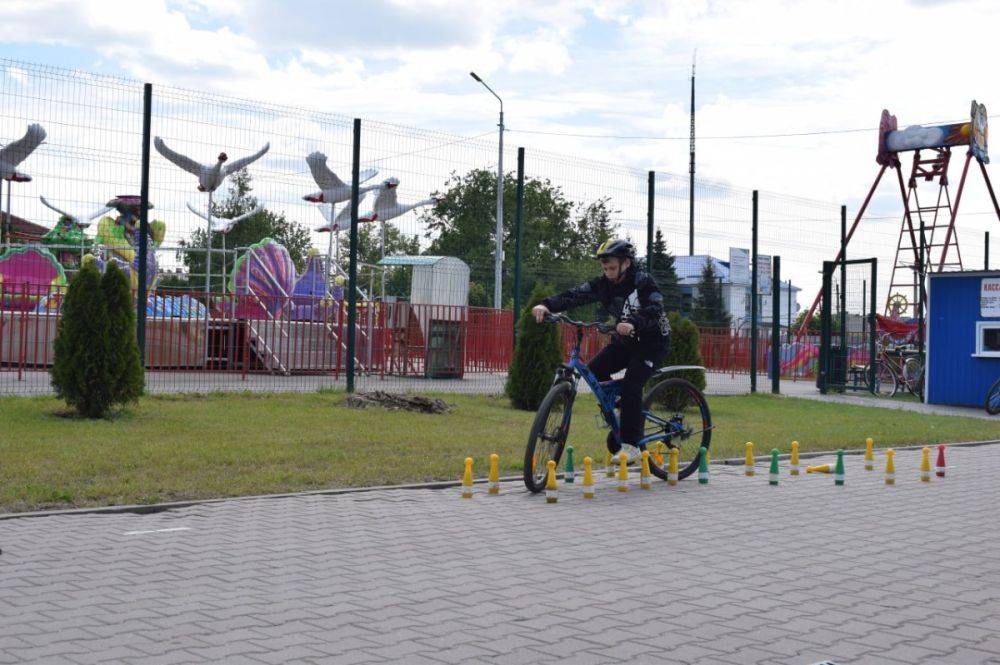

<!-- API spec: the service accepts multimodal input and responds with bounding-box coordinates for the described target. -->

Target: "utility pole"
[689,49,696,256]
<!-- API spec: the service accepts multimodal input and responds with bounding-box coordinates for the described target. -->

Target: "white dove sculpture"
[367,177,440,222]
[39,195,111,261]
[313,203,345,283]
[332,177,439,298]
[0,123,47,245]
[303,151,380,204]
[330,178,438,232]
[187,202,264,288]
[154,138,270,193]
[332,190,378,227]
[154,136,269,296]
[313,200,338,233]
[39,196,111,230]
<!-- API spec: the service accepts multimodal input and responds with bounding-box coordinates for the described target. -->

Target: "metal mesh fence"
[0,58,921,399]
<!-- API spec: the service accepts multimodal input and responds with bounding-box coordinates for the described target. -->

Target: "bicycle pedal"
[595,414,611,429]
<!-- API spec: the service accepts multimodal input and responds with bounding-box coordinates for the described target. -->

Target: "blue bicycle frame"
[556,322,678,451]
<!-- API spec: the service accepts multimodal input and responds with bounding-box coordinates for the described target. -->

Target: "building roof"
[673,253,800,291]
[675,255,730,283]
[377,255,468,269]
[1,213,47,241]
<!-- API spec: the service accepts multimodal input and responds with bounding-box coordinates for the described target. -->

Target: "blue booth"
[927,270,1000,407]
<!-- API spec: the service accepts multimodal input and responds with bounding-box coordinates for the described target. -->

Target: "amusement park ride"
[799,100,998,333]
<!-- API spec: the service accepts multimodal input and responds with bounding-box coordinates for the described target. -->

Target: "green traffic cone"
[698,447,709,485]
[835,449,845,486]
[564,445,575,483]
[769,449,780,486]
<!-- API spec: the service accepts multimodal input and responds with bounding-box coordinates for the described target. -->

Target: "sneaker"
[610,443,642,466]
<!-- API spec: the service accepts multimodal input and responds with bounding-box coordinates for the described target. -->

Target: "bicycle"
[523,313,713,493]
[864,334,924,399]
[985,377,1000,415]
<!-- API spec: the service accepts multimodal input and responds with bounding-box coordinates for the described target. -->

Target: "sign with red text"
[981,278,1000,317]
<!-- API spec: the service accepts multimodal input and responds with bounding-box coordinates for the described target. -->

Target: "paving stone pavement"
[2,445,999,664]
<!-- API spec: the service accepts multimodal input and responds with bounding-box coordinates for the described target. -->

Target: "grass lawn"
[2,391,998,513]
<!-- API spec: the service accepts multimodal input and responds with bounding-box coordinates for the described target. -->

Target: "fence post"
[840,205,847,379]
[869,260,878,394]
[820,261,832,394]
[646,171,655,271]
[750,190,758,393]
[771,256,780,394]
[513,147,525,348]
[346,118,361,393]
[137,82,152,358]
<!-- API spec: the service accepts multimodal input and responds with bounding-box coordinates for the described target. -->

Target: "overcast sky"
[1,0,999,300]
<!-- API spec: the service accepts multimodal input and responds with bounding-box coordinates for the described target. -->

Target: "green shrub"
[50,261,144,418]
[51,262,112,417]
[101,261,144,407]
[656,312,706,392]
[505,282,563,410]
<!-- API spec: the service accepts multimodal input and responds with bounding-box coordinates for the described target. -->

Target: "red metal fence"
[2,281,818,387]
[0,283,514,380]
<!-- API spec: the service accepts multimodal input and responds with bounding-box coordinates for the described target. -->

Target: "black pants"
[588,341,667,450]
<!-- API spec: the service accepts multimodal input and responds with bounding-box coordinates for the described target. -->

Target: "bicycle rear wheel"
[986,378,1000,415]
[523,382,574,493]
[642,378,711,482]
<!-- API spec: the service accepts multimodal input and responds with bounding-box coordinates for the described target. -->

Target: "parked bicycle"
[523,313,712,493]
[864,334,924,399]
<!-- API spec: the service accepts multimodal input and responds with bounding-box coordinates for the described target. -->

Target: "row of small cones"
[742,438,948,486]
[461,444,711,501]
[462,439,949,498]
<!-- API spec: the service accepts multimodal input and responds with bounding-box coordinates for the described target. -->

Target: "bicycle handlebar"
[544,312,616,335]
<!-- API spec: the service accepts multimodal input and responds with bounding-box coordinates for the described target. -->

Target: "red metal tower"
[797,100,998,337]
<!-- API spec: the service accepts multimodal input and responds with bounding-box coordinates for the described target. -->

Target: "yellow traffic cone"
[920,446,931,482]
[652,442,665,468]
[640,450,652,490]
[617,452,629,492]
[462,457,474,499]
[546,460,558,503]
[668,447,679,486]
[583,456,594,499]
[745,442,755,476]
[488,453,500,494]
[806,463,833,474]
[605,450,615,478]
[885,448,895,485]
[790,441,800,476]
[864,437,874,471]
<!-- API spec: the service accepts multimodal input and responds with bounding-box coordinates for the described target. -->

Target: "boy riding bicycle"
[532,239,671,465]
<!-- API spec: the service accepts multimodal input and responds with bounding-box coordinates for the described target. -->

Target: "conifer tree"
[648,229,680,313]
[505,282,563,410]
[51,261,112,417]
[692,258,731,328]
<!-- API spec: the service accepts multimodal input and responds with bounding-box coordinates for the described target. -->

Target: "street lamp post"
[470,71,504,310]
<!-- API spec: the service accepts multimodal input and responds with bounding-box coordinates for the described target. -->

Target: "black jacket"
[542,267,670,348]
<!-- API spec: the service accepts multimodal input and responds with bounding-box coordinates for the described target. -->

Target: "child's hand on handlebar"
[616,321,635,337]
[532,304,550,323]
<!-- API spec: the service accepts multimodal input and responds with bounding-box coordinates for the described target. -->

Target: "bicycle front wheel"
[866,363,897,397]
[903,357,924,398]
[986,378,1000,415]
[523,381,574,493]
[642,378,712,482]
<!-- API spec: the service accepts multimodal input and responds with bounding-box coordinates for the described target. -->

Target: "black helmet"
[594,239,635,261]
